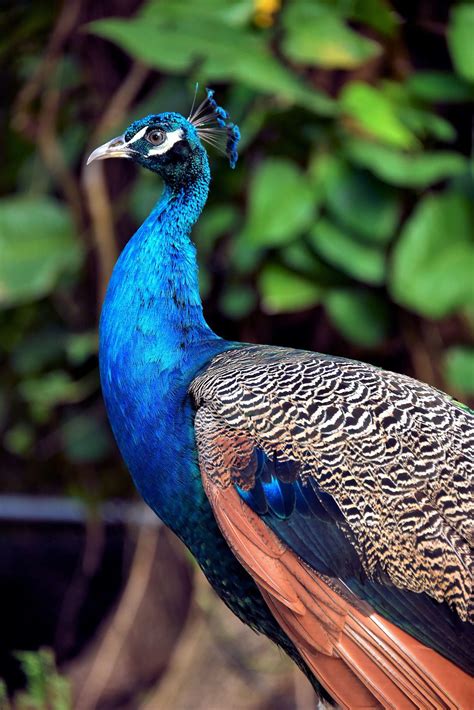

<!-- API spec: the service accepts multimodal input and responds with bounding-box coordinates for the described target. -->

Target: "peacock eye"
[146,129,166,146]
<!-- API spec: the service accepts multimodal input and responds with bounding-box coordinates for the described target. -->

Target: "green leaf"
[220,283,256,319]
[340,82,417,148]
[325,288,390,347]
[15,648,71,710]
[0,196,82,308]
[326,163,401,243]
[396,106,456,142]
[19,371,79,407]
[351,0,398,37]
[89,17,199,72]
[18,371,98,422]
[444,347,474,395]
[89,10,334,115]
[194,204,239,254]
[11,329,65,375]
[448,4,474,82]
[406,71,473,103]
[243,159,315,247]
[307,150,342,201]
[282,2,381,69]
[140,0,255,27]
[309,218,386,285]
[281,242,337,283]
[259,263,321,313]
[343,138,468,187]
[61,414,111,463]
[130,173,161,223]
[390,191,474,318]
[3,423,35,456]
[231,238,263,275]
[65,332,98,365]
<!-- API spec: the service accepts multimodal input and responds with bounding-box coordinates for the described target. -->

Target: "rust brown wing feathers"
[191,344,474,706]
[202,467,474,709]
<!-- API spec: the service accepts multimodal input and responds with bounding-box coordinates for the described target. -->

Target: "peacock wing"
[190,344,474,708]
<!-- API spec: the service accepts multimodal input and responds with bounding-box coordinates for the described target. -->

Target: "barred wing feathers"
[190,345,474,707]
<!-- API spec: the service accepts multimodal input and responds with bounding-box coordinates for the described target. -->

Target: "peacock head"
[87,88,240,186]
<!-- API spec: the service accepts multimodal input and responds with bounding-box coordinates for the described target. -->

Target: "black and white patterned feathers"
[191,345,474,626]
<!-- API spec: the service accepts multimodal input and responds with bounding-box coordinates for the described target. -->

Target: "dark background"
[0,0,473,708]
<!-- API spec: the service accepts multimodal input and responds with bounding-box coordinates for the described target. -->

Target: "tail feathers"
[263,544,474,709]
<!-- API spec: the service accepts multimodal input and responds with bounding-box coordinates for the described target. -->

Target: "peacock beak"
[87,134,133,165]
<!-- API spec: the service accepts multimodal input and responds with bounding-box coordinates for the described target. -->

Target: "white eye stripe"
[148,128,184,156]
[126,126,148,145]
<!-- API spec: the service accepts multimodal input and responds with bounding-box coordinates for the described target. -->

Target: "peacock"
[87,90,474,708]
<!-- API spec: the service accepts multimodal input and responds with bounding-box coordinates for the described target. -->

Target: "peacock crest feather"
[188,86,240,168]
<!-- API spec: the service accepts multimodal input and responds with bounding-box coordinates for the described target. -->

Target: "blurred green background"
[1,0,473,708]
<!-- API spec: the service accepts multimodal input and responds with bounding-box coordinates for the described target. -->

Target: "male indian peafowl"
[88,90,474,708]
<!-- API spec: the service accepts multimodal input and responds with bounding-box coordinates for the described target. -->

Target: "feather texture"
[191,345,473,618]
[94,103,474,706]
[201,470,473,708]
[190,343,474,695]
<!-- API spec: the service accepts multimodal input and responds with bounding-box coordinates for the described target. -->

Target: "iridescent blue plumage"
[89,93,474,706]
[93,104,325,698]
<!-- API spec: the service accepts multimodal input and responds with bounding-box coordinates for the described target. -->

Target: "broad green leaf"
[66,332,98,365]
[340,82,417,148]
[61,414,111,463]
[194,204,239,254]
[90,18,193,72]
[406,71,473,103]
[351,0,398,37]
[307,151,342,200]
[390,192,474,318]
[281,243,340,285]
[326,163,401,243]
[0,196,82,308]
[3,423,35,457]
[140,0,254,27]
[259,263,321,313]
[220,283,256,319]
[130,174,161,223]
[19,371,84,407]
[348,78,455,142]
[396,106,456,142]
[448,4,474,82]
[343,138,467,187]
[231,238,263,275]
[11,329,65,375]
[282,2,381,69]
[198,265,211,299]
[444,347,474,395]
[19,370,99,422]
[89,14,334,115]
[325,288,390,347]
[243,159,315,247]
[309,218,386,285]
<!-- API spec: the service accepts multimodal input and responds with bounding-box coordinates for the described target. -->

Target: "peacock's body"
[88,92,474,708]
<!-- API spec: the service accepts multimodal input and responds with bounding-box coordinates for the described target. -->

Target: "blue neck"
[99,161,226,532]
[102,166,215,363]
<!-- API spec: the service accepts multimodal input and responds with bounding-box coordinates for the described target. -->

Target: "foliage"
[1,0,473,500]
[0,197,82,308]
[390,191,474,318]
[444,347,474,395]
[1,648,71,710]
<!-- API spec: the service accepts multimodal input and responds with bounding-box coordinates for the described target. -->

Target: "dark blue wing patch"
[238,448,344,524]
[234,445,474,675]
